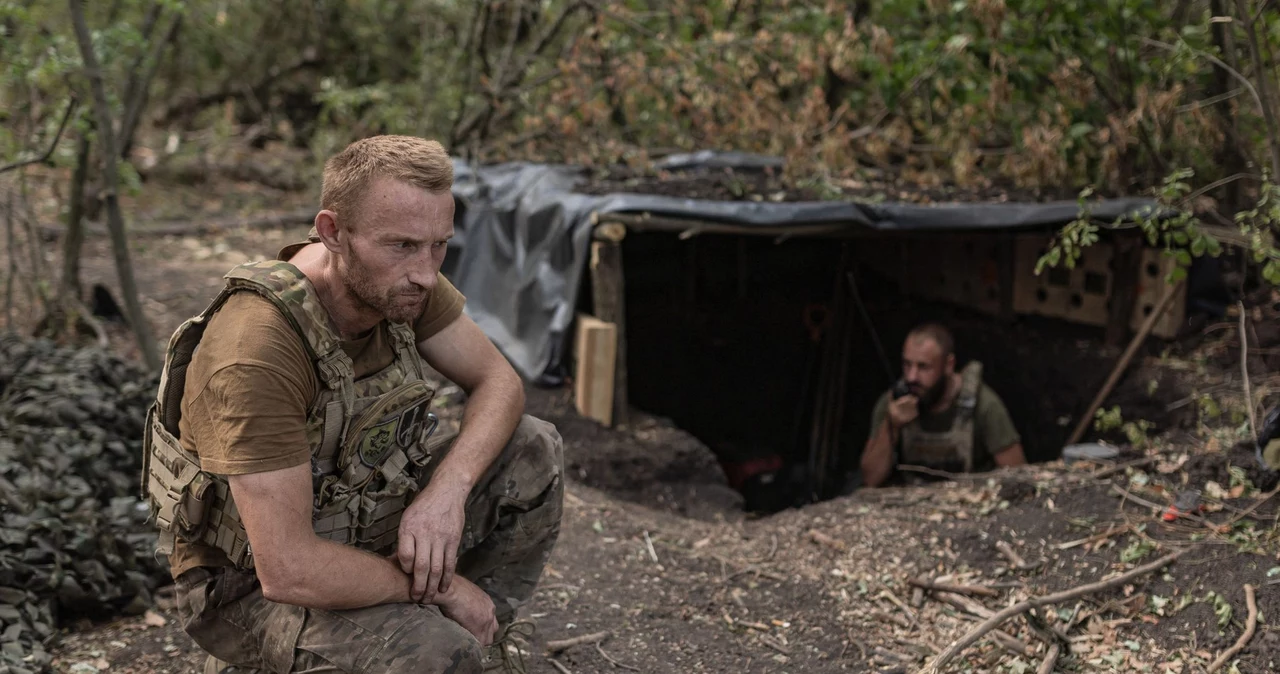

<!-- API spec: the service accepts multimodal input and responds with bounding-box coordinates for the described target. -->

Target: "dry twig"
[595,643,641,672]
[991,631,1033,658]
[1055,525,1129,550]
[1223,486,1280,528]
[1208,584,1258,672]
[807,529,849,552]
[1112,485,1221,531]
[1240,302,1260,445]
[1036,643,1061,674]
[760,635,791,656]
[909,577,999,598]
[1089,457,1155,480]
[548,658,573,674]
[546,631,610,654]
[995,541,1042,571]
[921,550,1185,674]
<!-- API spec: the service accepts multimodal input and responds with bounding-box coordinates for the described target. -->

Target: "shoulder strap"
[223,260,357,429]
[153,287,242,436]
[955,361,983,420]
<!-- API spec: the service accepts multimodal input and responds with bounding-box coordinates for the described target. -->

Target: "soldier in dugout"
[860,322,1026,487]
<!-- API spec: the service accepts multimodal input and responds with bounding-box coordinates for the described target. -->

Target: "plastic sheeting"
[447,157,1161,382]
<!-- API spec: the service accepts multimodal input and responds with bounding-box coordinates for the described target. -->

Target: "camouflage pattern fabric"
[175,415,564,674]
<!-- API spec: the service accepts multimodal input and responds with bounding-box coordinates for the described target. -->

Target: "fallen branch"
[1207,584,1258,673]
[595,643,640,672]
[1112,485,1220,530]
[1223,486,1280,528]
[871,610,912,629]
[546,631,610,654]
[909,577,999,598]
[808,529,849,552]
[642,530,658,563]
[1036,643,1061,674]
[760,635,791,656]
[991,631,1033,658]
[879,589,918,625]
[1089,457,1155,481]
[897,464,994,481]
[920,550,1185,674]
[936,592,996,620]
[1055,526,1130,551]
[995,541,1042,571]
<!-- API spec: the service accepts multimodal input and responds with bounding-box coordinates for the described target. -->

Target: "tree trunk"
[1210,0,1246,213]
[1234,0,1280,178]
[69,0,161,370]
[61,136,91,302]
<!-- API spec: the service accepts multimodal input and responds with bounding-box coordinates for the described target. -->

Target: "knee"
[384,617,484,674]
[512,415,564,475]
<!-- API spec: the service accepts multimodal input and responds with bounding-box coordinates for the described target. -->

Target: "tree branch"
[119,11,183,158]
[922,551,1186,674]
[1207,584,1258,672]
[68,0,160,370]
[0,97,78,175]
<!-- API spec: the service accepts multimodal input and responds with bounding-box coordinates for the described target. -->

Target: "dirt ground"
[3,158,1277,674]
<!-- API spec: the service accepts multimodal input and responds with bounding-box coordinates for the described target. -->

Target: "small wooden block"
[574,314,617,426]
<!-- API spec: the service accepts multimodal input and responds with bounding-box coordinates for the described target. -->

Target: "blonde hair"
[321,135,453,228]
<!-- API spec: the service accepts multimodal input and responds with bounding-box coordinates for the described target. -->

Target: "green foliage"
[1094,405,1125,432]
[1120,534,1156,563]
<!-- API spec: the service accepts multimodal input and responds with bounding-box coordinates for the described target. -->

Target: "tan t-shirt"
[168,269,465,577]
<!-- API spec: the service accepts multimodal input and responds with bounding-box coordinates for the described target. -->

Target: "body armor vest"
[899,362,983,474]
[141,260,450,569]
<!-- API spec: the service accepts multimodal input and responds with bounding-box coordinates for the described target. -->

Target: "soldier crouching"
[141,135,563,674]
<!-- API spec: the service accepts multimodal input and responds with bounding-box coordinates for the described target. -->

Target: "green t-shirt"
[869,382,1021,473]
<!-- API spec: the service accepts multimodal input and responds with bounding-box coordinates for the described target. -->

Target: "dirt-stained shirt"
[869,382,1021,474]
[168,268,465,577]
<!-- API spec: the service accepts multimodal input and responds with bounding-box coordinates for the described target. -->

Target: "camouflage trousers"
[173,415,564,674]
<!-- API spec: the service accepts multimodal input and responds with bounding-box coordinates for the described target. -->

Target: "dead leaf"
[1140,615,1160,624]
[1204,481,1227,500]
[1229,484,1246,499]
[93,658,110,671]
[1157,454,1188,474]
[143,610,168,628]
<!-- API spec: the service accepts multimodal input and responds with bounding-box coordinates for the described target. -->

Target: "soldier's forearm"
[259,536,415,610]
[860,422,896,488]
[433,367,525,493]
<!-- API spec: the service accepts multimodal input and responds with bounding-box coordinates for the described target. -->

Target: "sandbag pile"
[0,333,167,674]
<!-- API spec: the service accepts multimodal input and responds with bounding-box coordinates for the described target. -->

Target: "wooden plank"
[574,315,617,426]
[590,237,630,427]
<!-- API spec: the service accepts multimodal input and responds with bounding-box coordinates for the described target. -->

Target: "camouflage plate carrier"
[899,361,984,474]
[141,260,452,567]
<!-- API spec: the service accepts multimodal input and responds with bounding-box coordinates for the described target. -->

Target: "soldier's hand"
[887,394,919,428]
[398,481,467,604]
[437,576,498,646]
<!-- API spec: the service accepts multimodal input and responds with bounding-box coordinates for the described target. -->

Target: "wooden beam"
[1066,280,1185,446]
[590,235,630,427]
[593,211,853,239]
[573,315,617,426]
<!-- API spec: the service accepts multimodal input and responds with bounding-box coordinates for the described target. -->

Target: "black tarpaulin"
[447,157,1161,382]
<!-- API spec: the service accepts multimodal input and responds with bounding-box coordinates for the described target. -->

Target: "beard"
[912,376,948,412]
[342,247,429,325]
